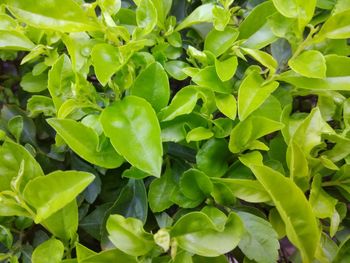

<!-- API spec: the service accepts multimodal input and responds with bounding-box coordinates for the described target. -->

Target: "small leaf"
[215,56,238,82]
[23,170,95,222]
[131,62,170,112]
[192,66,231,94]
[91,43,121,86]
[180,169,213,201]
[186,127,214,142]
[136,0,158,34]
[100,96,163,177]
[288,50,326,78]
[164,61,189,80]
[32,239,64,263]
[204,27,239,57]
[176,4,215,31]
[106,214,155,256]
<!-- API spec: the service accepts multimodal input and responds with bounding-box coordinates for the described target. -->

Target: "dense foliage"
[1,0,350,262]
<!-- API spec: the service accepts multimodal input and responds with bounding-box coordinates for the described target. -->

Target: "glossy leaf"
[0,30,34,50]
[204,27,239,57]
[100,96,163,177]
[131,62,170,111]
[106,214,155,256]
[192,66,231,94]
[47,118,124,169]
[23,170,95,222]
[288,50,326,78]
[315,9,350,40]
[176,4,215,31]
[249,165,320,263]
[6,0,100,32]
[215,56,238,82]
[238,70,279,121]
[31,238,64,263]
[136,0,158,34]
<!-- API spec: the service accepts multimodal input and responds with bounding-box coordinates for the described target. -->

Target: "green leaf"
[229,116,284,153]
[6,0,100,32]
[238,70,279,121]
[148,168,176,212]
[176,4,215,31]
[204,27,239,57]
[47,118,124,169]
[0,140,43,192]
[237,212,280,263]
[196,138,231,178]
[249,165,320,263]
[131,62,170,112]
[215,93,237,120]
[0,225,13,249]
[171,210,244,257]
[241,48,278,75]
[180,169,213,201]
[48,54,75,111]
[136,0,158,34]
[333,237,350,263]
[42,201,78,241]
[272,0,316,28]
[100,96,163,177]
[23,170,95,222]
[27,96,55,117]
[215,56,238,82]
[164,61,189,80]
[80,249,138,263]
[192,66,231,94]
[211,178,271,203]
[288,50,326,78]
[315,9,350,40]
[0,30,34,50]
[91,43,121,86]
[186,127,214,142]
[106,214,155,256]
[32,238,64,263]
[20,72,48,93]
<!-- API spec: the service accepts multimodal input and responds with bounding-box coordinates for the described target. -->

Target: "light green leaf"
[171,210,244,257]
[249,165,320,263]
[288,50,326,78]
[43,201,78,241]
[80,248,138,263]
[32,238,64,263]
[27,96,55,117]
[229,116,284,153]
[106,214,155,256]
[91,43,121,86]
[211,178,271,203]
[272,0,316,28]
[176,4,215,31]
[48,118,123,169]
[0,30,34,50]
[241,48,278,75]
[315,9,350,40]
[204,27,239,57]
[20,72,47,93]
[186,127,214,142]
[192,66,231,94]
[136,0,157,34]
[6,0,100,32]
[131,62,170,112]
[180,169,213,201]
[238,70,279,121]
[333,237,350,263]
[164,61,189,80]
[215,93,237,120]
[23,170,95,222]
[100,96,163,177]
[215,56,238,82]
[238,212,280,263]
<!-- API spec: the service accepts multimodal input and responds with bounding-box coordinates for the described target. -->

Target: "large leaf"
[100,96,163,177]
[23,170,95,222]
[32,238,64,263]
[131,62,170,112]
[315,9,350,40]
[106,214,155,256]
[47,118,124,169]
[6,0,99,32]
[288,50,326,78]
[238,212,280,263]
[249,165,320,263]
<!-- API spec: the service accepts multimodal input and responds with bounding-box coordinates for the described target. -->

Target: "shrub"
[1,0,350,262]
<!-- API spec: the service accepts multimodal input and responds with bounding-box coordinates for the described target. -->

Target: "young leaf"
[6,0,100,32]
[176,4,215,31]
[215,56,238,82]
[106,214,155,256]
[23,170,95,222]
[204,27,239,57]
[192,66,231,94]
[100,96,163,177]
[315,9,350,40]
[288,50,326,78]
[238,70,279,120]
[131,62,170,112]
[136,0,158,34]
[47,118,124,169]
[0,30,34,50]
[91,43,121,86]
[180,169,213,201]
[32,238,64,263]
[249,165,320,263]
